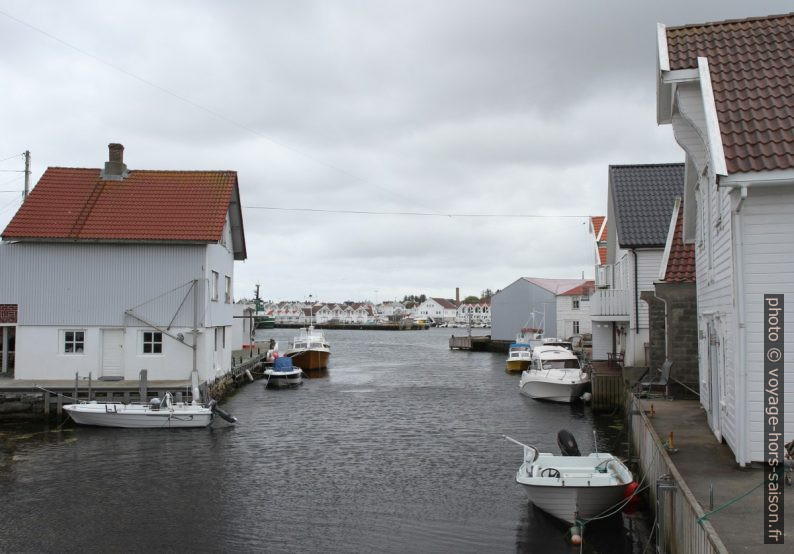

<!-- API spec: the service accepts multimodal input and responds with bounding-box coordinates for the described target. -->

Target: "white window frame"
[214,327,225,351]
[573,321,580,335]
[225,275,231,304]
[62,329,86,355]
[141,330,163,355]
[572,297,580,310]
[211,271,219,302]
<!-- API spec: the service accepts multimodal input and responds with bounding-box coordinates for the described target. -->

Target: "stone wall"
[641,282,698,397]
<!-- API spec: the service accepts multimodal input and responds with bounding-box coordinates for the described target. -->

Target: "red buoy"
[622,481,640,514]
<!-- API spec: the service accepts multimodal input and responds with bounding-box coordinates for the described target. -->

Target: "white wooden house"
[656,14,794,464]
[0,144,246,385]
[417,297,459,323]
[589,164,683,365]
[556,281,594,339]
[456,300,491,325]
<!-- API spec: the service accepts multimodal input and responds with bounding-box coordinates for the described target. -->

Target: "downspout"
[653,290,669,360]
[733,185,748,465]
[633,249,639,333]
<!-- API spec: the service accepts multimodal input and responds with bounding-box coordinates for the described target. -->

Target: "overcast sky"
[0,1,790,303]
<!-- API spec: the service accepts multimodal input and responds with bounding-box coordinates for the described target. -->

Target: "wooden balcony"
[590,288,630,318]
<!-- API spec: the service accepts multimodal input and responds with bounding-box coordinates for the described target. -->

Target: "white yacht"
[519,346,590,403]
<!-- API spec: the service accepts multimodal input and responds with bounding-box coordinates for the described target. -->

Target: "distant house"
[0,143,246,385]
[416,297,458,323]
[491,278,591,341]
[656,14,794,464]
[589,164,683,365]
[456,299,491,325]
[556,281,595,339]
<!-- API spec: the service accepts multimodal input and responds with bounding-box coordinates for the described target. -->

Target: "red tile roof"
[597,247,607,265]
[432,297,459,310]
[2,167,237,244]
[664,203,696,283]
[591,216,607,241]
[666,13,794,173]
[558,281,595,296]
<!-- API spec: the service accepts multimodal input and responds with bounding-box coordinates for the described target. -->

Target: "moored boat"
[284,325,330,370]
[64,392,218,429]
[505,342,532,373]
[506,433,634,525]
[264,356,303,388]
[519,345,590,403]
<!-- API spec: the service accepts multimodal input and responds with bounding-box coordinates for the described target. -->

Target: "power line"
[243,205,590,218]
[0,153,23,163]
[0,9,425,210]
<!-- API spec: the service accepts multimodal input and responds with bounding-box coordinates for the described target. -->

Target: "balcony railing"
[591,289,630,317]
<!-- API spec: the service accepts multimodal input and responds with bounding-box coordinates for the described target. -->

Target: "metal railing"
[627,393,728,553]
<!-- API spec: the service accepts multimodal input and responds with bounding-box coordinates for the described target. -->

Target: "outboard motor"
[149,397,162,411]
[207,399,237,424]
[557,429,581,456]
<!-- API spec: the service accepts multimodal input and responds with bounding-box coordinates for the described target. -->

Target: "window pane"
[75,345,83,353]
[143,343,152,354]
[65,343,73,353]
[143,332,152,342]
[153,332,162,342]
[65,331,73,342]
[153,343,162,354]
[75,331,84,341]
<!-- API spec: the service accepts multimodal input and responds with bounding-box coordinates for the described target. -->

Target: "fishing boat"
[62,392,234,428]
[506,432,634,525]
[283,325,331,370]
[505,342,532,373]
[518,345,590,403]
[264,356,303,388]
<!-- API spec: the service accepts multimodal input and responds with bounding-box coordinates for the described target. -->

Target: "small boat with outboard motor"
[264,356,303,388]
[505,430,635,527]
[63,391,237,429]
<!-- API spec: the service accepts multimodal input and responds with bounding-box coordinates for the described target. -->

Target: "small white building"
[656,14,794,464]
[0,144,247,385]
[456,300,491,325]
[556,281,594,339]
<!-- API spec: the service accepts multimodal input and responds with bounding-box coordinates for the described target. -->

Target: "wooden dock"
[448,335,510,353]
[591,361,624,412]
[0,342,271,419]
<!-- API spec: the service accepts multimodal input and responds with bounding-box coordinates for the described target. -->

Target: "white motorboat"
[63,392,218,429]
[507,433,634,525]
[284,325,331,370]
[519,345,590,403]
[264,356,303,388]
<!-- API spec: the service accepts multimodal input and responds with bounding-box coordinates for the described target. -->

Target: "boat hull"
[519,376,589,403]
[520,482,629,524]
[286,350,330,370]
[64,404,213,428]
[264,370,303,388]
[506,360,530,373]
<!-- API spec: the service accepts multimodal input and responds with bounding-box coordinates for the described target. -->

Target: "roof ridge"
[609,162,685,169]
[47,166,237,174]
[666,11,794,31]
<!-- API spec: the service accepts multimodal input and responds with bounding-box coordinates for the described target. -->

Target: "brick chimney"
[101,143,129,181]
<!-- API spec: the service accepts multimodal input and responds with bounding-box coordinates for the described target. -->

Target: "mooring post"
[139,369,148,402]
[43,391,50,416]
[88,371,92,401]
[73,372,78,404]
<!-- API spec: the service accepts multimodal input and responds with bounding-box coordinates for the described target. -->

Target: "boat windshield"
[294,342,307,349]
[309,342,324,348]
[541,359,580,369]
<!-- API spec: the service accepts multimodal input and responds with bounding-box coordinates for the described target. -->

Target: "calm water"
[0,329,644,553]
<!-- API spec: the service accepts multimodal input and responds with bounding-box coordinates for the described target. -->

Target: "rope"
[696,480,764,524]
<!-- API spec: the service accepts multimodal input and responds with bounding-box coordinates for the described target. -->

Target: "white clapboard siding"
[0,242,207,327]
[741,188,794,462]
[635,249,664,330]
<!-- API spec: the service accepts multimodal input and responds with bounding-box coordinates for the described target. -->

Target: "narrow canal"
[0,328,646,553]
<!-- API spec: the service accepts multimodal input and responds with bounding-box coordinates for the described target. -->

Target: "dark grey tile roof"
[609,164,684,248]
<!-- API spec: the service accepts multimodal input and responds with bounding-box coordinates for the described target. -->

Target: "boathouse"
[490,277,590,341]
[589,164,683,366]
[656,13,794,464]
[0,143,247,384]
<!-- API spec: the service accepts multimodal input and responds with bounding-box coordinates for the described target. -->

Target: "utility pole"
[23,150,30,200]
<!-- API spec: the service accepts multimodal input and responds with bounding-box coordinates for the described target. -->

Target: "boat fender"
[622,481,641,514]
[557,429,581,457]
[211,403,238,424]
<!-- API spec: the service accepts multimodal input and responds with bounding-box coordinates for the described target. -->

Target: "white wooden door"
[101,329,124,378]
